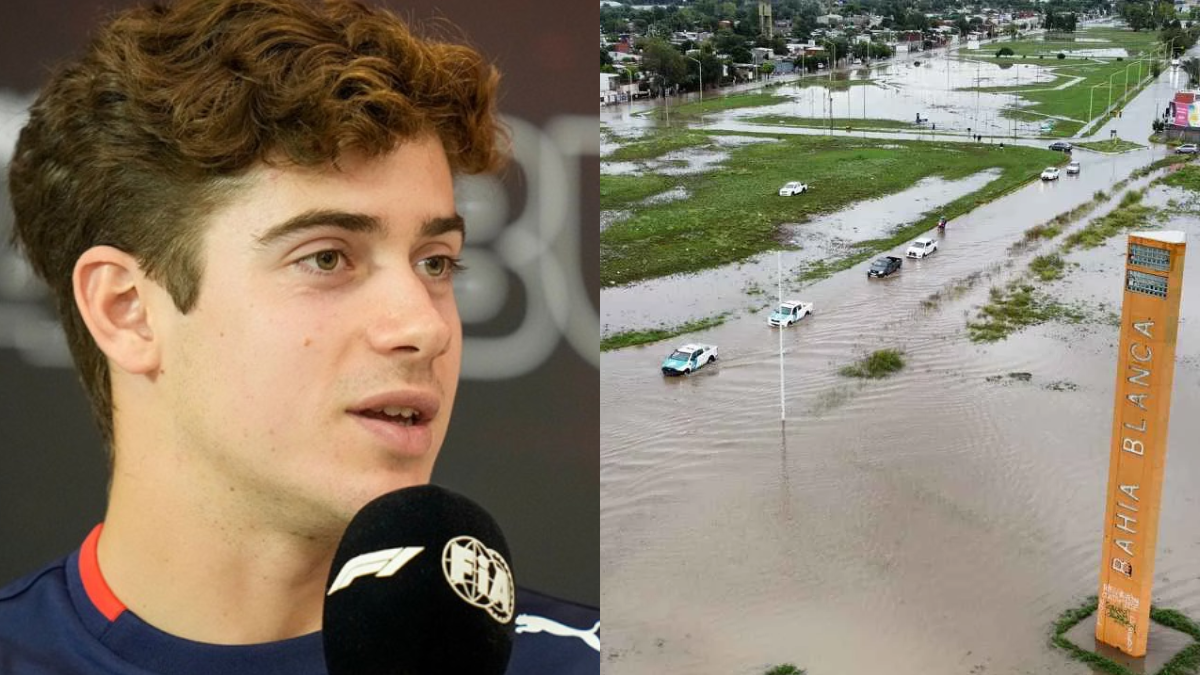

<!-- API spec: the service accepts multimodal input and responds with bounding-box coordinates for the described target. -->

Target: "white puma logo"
[515,614,600,652]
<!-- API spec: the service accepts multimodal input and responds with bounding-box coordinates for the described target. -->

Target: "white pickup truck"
[767,300,814,327]
[778,181,809,196]
[661,344,718,376]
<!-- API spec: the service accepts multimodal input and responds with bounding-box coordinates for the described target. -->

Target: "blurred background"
[0,0,598,607]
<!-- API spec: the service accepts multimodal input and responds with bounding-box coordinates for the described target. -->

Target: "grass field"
[655,92,785,118]
[969,27,1166,137]
[601,132,1061,286]
[605,128,715,162]
[600,174,677,210]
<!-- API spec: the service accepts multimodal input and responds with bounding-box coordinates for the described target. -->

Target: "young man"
[0,1,598,672]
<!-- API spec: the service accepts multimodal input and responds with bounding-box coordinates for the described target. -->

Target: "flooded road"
[601,173,1200,675]
[602,55,1200,675]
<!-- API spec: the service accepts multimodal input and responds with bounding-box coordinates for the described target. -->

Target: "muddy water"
[602,169,1200,674]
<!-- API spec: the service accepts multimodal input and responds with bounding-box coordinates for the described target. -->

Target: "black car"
[867,256,903,278]
[1049,141,1073,153]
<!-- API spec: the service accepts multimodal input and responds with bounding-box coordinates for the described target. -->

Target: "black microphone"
[322,485,516,675]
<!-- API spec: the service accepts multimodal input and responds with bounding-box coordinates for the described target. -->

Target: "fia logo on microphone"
[441,536,514,623]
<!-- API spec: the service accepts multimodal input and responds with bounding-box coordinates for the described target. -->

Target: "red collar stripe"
[80,524,126,622]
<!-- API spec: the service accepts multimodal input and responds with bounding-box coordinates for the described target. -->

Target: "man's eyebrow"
[421,214,466,240]
[253,211,465,248]
[254,210,382,248]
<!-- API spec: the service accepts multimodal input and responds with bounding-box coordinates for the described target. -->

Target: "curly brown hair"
[8,0,506,447]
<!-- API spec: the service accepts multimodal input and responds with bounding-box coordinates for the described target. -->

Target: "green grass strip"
[1075,139,1144,153]
[664,92,784,117]
[600,313,729,352]
[746,115,919,130]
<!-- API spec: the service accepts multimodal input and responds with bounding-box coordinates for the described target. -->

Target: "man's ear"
[73,246,161,375]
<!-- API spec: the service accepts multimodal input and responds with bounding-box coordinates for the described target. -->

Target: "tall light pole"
[625,67,634,115]
[1088,82,1105,131]
[820,39,837,132]
[1109,70,1120,111]
[687,55,703,105]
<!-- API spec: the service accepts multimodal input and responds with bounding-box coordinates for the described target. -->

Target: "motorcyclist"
[937,215,947,230]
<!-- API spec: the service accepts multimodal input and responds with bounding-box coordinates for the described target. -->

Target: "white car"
[1172,58,1181,67]
[778,181,809,196]
[661,343,718,376]
[906,236,939,259]
[1066,161,1080,175]
[767,300,814,327]
[1040,166,1060,181]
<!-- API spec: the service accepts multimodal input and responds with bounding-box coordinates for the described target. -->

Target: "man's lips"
[348,390,441,457]
[348,390,440,426]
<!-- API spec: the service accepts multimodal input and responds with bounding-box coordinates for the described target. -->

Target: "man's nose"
[364,267,454,359]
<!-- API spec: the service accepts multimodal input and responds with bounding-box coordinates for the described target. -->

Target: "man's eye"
[419,255,464,279]
[300,250,345,273]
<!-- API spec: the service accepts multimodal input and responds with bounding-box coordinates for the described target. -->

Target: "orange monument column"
[1096,231,1187,656]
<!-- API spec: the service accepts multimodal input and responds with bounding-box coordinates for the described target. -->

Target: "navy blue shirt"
[0,528,598,674]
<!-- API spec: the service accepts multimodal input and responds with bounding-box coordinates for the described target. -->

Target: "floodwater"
[708,56,1065,137]
[601,51,1200,675]
[601,168,1200,675]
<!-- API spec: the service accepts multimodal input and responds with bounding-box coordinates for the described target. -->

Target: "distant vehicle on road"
[661,343,718,376]
[1041,166,1061,181]
[1172,58,1181,67]
[1066,160,1081,175]
[778,181,809,196]
[867,256,903,278]
[1048,141,1073,153]
[906,237,939,259]
[767,300,814,327]
[1176,143,1198,155]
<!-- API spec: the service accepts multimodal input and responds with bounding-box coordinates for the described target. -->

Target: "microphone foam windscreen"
[322,485,516,675]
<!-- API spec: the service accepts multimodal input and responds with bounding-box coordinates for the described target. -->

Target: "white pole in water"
[778,251,785,421]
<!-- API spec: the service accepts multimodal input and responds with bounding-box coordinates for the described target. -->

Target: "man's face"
[157,135,462,534]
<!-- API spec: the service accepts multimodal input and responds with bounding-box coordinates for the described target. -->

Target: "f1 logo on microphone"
[326,547,425,596]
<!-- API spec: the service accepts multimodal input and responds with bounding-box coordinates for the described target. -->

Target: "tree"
[1123,3,1153,31]
[760,61,776,75]
[601,48,614,67]
[996,46,1015,57]
[638,38,688,89]
[1006,23,1020,40]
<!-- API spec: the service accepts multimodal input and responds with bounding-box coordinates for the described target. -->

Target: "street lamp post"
[1088,82,1105,131]
[1108,70,1119,112]
[820,39,837,133]
[687,56,703,106]
[625,67,634,115]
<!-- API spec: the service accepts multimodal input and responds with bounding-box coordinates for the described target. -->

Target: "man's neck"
[98,465,340,644]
